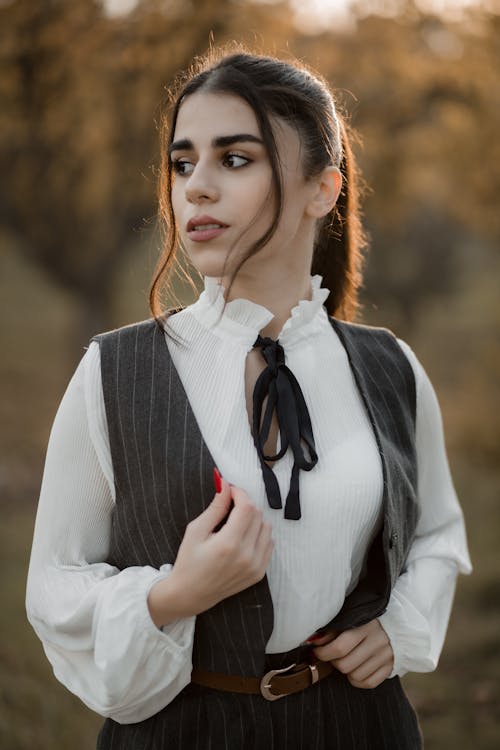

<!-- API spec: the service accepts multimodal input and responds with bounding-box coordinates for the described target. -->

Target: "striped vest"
[93,316,418,677]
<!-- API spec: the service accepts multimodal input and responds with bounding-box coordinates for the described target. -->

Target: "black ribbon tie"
[252,335,318,520]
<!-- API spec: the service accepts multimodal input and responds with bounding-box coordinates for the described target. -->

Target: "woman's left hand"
[310,619,394,689]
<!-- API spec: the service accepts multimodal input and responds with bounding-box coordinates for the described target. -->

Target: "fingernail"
[305,633,324,643]
[213,466,222,494]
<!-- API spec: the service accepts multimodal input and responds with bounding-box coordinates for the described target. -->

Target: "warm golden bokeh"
[1,1,498,747]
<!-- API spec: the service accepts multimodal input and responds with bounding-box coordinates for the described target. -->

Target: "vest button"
[389,531,399,549]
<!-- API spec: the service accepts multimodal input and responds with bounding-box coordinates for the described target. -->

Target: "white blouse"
[26,275,472,724]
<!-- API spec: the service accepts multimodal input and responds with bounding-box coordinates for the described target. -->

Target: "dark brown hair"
[150,47,367,326]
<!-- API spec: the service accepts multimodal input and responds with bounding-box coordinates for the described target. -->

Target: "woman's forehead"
[174,91,261,141]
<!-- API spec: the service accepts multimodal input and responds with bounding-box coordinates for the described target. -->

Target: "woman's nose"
[185,165,219,204]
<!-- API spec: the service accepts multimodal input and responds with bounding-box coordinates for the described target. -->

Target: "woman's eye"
[172,159,194,176]
[222,153,250,169]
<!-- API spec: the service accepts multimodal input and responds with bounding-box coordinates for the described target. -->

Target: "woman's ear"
[306,166,342,219]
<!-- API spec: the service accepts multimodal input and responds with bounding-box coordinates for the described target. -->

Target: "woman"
[26,50,472,749]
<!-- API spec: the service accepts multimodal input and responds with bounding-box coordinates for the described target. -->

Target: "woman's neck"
[222,269,313,340]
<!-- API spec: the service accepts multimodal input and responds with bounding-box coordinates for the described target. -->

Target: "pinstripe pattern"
[93,317,422,749]
[324,319,418,633]
[96,660,422,749]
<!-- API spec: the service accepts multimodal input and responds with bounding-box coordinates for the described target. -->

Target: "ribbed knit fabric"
[161,278,386,652]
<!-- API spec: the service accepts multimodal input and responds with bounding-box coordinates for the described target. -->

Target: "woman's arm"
[27,342,274,721]
[376,339,472,677]
[313,339,472,685]
[26,343,196,724]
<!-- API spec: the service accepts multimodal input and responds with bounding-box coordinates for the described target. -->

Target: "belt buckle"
[260,663,297,701]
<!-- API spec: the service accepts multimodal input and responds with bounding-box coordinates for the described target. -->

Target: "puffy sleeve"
[25,342,196,723]
[377,339,472,677]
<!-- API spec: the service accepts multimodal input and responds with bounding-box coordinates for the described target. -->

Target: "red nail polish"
[305,633,323,643]
[213,467,222,494]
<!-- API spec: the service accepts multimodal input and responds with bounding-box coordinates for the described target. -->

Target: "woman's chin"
[184,246,239,280]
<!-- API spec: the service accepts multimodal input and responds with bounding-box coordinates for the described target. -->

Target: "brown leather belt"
[191,660,334,701]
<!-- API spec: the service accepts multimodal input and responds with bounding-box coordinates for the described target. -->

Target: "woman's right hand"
[147,474,274,628]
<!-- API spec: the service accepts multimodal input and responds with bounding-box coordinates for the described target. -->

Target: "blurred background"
[1,0,499,747]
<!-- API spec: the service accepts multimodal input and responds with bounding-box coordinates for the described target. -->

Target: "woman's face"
[170,91,321,280]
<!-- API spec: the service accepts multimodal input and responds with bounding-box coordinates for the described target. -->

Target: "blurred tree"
[0,0,498,337]
[294,2,500,325]
[0,0,234,341]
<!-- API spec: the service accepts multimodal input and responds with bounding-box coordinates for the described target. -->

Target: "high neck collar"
[188,274,331,349]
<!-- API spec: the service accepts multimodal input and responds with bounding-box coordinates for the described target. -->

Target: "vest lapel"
[95,319,274,675]
[324,318,418,629]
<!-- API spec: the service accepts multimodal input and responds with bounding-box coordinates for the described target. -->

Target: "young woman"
[27,50,472,749]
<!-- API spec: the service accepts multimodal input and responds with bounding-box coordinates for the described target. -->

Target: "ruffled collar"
[188,274,331,349]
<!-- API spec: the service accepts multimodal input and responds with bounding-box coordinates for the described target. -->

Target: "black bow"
[252,335,318,520]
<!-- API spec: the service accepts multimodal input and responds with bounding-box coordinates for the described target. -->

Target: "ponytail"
[311,114,367,321]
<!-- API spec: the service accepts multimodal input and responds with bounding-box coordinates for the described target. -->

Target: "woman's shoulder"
[91,317,159,345]
[327,315,415,368]
[91,308,186,347]
[328,316,419,363]
[327,315,432,403]
[328,315,398,341]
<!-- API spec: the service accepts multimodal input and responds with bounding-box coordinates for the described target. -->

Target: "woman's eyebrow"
[169,133,263,155]
[213,134,263,148]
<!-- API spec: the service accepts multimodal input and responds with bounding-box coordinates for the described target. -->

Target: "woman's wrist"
[147,571,196,629]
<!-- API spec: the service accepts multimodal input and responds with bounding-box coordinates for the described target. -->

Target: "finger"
[328,627,390,674]
[348,646,394,683]
[235,522,273,583]
[223,488,261,536]
[323,621,392,673]
[313,627,365,661]
[305,631,337,647]
[339,644,393,681]
[240,510,268,553]
[347,663,392,690]
[192,476,232,535]
[329,638,374,674]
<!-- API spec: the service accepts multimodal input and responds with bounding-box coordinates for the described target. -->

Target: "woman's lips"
[186,216,229,242]
[187,225,228,242]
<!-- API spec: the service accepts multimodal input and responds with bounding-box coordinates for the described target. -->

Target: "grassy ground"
[403,461,500,748]
[0,507,102,750]
[1,242,499,748]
